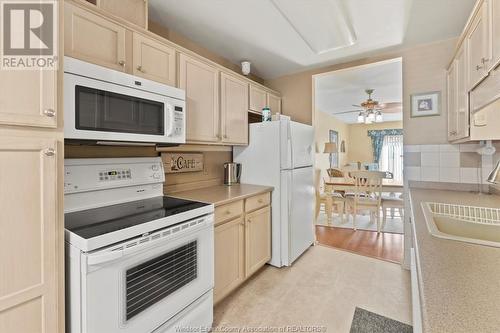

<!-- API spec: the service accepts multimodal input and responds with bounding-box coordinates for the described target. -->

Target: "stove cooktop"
[65,196,210,240]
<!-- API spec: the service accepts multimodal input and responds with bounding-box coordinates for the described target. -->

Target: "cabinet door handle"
[137,65,144,72]
[258,199,263,203]
[225,210,231,215]
[44,148,55,157]
[476,64,483,71]
[481,57,489,65]
[449,131,457,136]
[43,108,56,117]
[118,60,125,67]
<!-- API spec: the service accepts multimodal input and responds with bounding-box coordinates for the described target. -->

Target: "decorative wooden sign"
[163,153,204,174]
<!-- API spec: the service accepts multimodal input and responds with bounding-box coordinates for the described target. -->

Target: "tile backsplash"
[404,144,499,185]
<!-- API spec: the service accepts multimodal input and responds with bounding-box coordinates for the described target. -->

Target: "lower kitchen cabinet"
[0,136,60,332]
[214,217,245,303]
[245,206,271,276]
[213,193,272,304]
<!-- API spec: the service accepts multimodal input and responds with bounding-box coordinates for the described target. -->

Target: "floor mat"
[350,307,413,333]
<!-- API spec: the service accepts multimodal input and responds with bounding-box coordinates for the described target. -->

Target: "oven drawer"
[245,192,270,212]
[78,220,213,333]
[215,200,243,226]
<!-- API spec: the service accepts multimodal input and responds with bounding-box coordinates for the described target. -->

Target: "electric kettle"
[223,162,242,185]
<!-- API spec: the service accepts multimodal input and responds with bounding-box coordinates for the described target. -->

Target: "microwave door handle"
[166,104,175,137]
[87,250,123,266]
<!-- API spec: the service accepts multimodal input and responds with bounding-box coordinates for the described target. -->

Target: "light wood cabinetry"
[267,93,282,114]
[214,217,245,303]
[0,70,57,128]
[98,0,148,29]
[447,61,458,140]
[65,0,281,146]
[249,84,268,113]
[213,192,272,304]
[132,32,176,86]
[220,73,249,145]
[179,53,220,143]
[490,0,500,69]
[455,46,470,139]
[466,0,490,89]
[65,2,127,71]
[245,206,272,277]
[0,137,59,333]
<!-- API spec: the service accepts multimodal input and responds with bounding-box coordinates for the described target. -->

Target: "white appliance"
[64,157,214,333]
[64,57,186,145]
[234,116,315,267]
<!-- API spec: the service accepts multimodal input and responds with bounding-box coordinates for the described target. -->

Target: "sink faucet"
[487,160,500,184]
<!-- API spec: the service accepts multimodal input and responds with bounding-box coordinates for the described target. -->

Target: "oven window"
[75,85,165,135]
[125,241,198,321]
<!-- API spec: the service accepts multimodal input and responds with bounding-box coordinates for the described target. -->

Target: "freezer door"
[281,167,314,266]
[289,121,314,169]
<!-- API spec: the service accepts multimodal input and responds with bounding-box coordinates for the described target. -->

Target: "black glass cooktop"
[65,196,210,239]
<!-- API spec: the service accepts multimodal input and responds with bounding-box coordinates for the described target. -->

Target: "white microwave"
[64,57,186,145]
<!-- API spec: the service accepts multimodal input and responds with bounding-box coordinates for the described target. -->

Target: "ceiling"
[315,58,402,124]
[148,0,476,79]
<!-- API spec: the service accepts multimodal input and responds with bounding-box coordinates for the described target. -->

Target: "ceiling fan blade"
[332,109,363,115]
[352,104,362,108]
[379,102,402,109]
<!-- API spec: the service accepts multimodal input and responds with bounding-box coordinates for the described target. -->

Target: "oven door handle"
[87,250,123,266]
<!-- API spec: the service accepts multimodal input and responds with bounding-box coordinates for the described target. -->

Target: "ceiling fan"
[333,89,402,124]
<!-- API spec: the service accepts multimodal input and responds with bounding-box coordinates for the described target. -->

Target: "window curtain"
[379,135,404,183]
[367,129,403,164]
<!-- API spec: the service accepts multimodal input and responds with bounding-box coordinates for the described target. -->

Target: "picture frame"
[410,91,441,118]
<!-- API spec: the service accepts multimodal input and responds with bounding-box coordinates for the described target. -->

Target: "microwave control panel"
[169,105,184,137]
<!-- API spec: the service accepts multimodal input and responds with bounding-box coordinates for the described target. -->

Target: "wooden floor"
[315,225,404,263]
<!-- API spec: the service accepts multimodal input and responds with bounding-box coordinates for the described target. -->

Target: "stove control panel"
[64,157,165,194]
[99,168,131,181]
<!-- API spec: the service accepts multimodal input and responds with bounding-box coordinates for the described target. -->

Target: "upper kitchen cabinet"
[455,45,470,140]
[220,73,249,145]
[65,2,127,72]
[489,0,500,70]
[179,53,220,143]
[448,44,469,141]
[132,33,176,86]
[447,60,458,140]
[267,93,282,114]
[98,0,148,29]
[249,84,267,113]
[466,0,490,89]
[0,70,57,128]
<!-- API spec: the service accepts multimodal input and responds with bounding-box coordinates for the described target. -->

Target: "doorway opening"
[312,58,404,263]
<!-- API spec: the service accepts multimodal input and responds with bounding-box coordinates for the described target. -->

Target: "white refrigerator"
[234,116,315,267]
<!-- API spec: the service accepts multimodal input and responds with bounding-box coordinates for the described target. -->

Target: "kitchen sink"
[422,202,500,247]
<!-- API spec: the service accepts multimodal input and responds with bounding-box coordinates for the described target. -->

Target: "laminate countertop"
[409,184,500,333]
[169,184,273,207]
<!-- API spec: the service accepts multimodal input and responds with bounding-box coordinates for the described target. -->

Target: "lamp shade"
[323,142,337,153]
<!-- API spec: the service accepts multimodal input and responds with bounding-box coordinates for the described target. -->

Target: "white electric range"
[64,157,214,333]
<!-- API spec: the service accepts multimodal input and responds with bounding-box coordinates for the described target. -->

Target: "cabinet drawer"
[245,192,270,212]
[215,200,243,225]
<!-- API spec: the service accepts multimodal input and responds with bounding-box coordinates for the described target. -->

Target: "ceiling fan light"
[375,111,383,123]
[364,116,372,124]
[367,111,375,121]
[357,113,364,123]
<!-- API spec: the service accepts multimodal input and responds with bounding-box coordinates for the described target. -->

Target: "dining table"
[322,177,404,222]
[324,177,405,193]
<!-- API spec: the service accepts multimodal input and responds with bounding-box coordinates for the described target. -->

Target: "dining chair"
[346,171,384,232]
[381,193,404,230]
[314,169,345,223]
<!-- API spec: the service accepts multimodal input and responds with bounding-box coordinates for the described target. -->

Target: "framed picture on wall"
[329,130,339,168]
[410,91,441,117]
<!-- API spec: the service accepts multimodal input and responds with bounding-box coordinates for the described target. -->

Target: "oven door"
[81,219,213,333]
[64,72,184,144]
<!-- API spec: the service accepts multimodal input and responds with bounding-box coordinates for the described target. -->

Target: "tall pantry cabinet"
[0,2,64,333]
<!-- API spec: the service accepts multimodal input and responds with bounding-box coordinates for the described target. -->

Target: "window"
[379,135,403,183]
